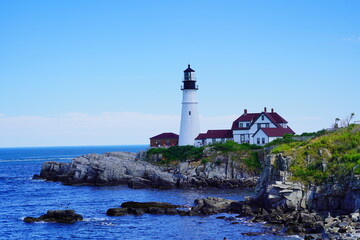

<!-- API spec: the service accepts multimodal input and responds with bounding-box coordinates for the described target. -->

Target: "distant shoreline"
[0,144,149,149]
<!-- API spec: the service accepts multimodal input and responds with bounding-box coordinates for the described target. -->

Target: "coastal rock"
[252,153,360,215]
[36,151,257,189]
[192,197,236,215]
[37,152,178,188]
[107,198,236,217]
[237,152,360,239]
[106,208,128,216]
[106,201,181,216]
[24,210,83,223]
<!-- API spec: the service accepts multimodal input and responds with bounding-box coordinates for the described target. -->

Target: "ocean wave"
[83,217,108,222]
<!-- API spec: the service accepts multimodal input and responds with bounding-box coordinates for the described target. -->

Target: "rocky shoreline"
[32,148,360,239]
[241,153,360,240]
[104,196,360,239]
[23,196,360,239]
[34,151,257,189]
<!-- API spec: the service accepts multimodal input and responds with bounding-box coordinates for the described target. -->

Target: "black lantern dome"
[182,64,198,90]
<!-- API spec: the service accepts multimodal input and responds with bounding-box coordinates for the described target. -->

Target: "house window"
[189,111,191,115]
[265,123,270,128]
[212,138,216,143]
[257,123,261,129]
[246,123,250,127]
[261,115,264,121]
[240,134,245,143]
[239,123,243,128]
[221,138,225,143]
[262,138,265,144]
[257,138,260,144]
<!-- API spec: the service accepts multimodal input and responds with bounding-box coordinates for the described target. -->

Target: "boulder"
[107,201,181,217]
[24,210,83,223]
[120,201,179,209]
[106,208,128,216]
[192,197,236,215]
[107,198,243,218]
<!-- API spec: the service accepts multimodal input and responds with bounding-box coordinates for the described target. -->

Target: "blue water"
[0,145,300,240]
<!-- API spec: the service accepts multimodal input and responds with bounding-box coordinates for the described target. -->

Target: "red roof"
[254,127,295,137]
[150,132,179,139]
[266,112,288,124]
[195,133,208,140]
[195,129,233,140]
[231,113,259,130]
[231,111,288,130]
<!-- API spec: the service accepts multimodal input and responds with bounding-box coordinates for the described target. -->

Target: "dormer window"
[239,123,243,128]
[261,115,264,121]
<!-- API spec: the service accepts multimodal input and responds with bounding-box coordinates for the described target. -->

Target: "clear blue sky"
[0,0,359,147]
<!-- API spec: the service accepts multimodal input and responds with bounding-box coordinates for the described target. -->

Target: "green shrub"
[279,125,360,184]
[147,146,204,164]
[243,152,261,172]
[211,141,260,152]
[215,159,222,165]
[201,158,209,165]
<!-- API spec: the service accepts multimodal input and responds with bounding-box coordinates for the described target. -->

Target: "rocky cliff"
[35,150,257,189]
[256,153,360,214]
[235,152,360,239]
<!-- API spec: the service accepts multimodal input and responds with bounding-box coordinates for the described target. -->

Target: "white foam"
[82,217,107,222]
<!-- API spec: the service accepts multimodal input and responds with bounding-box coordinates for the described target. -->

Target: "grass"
[270,124,360,185]
[146,141,262,174]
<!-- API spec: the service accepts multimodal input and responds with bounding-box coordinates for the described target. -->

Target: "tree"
[340,113,355,128]
[333,118,340,129]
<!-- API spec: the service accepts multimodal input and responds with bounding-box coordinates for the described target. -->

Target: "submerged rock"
[24,210,83,223]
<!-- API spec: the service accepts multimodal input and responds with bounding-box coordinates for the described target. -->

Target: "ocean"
[0,145,300,240]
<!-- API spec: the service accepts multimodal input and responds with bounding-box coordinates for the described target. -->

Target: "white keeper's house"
[195,107,295,147]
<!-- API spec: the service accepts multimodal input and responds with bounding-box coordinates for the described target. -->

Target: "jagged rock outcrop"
[38,152,177,188]
[24,210,83,223]
[255,153,360,214]
[35,151,257,189]
[237,153,360,239]
[106,197,236,217]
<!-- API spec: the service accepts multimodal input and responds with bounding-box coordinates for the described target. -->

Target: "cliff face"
[256,153,360,214]
[36,150,258,189]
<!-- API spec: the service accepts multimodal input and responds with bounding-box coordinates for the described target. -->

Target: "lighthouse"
[179,64,200,146]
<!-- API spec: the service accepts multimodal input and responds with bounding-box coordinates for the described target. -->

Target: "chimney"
[244,109,247,114]
[271,108,274,113]
[264,107,267,113]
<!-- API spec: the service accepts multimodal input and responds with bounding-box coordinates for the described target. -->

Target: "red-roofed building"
[195,108,295,147]
[232,108,295,145]
[152,108,294,147]
[253,127,295,145]
[195,130,233,147]
[150,132,179,147]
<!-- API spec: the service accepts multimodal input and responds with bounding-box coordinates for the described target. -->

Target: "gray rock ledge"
[35,151,257,189]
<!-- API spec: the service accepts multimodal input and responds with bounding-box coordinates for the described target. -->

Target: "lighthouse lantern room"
[179,65,200,146]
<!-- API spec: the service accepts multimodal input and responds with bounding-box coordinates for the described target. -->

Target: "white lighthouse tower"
[179,64,200,146]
